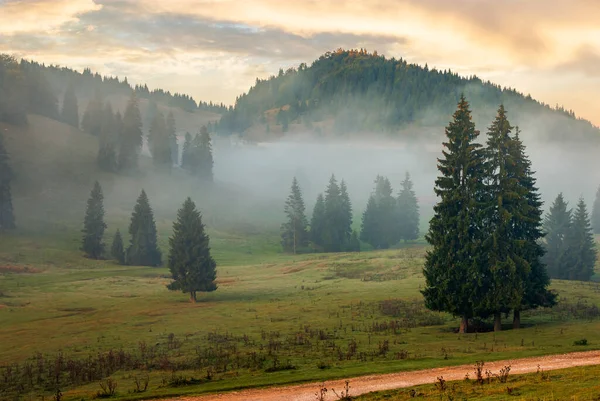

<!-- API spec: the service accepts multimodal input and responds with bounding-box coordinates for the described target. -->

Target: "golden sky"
[1,0,599,125]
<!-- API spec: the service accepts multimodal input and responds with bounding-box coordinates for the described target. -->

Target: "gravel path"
[166,350,600,401]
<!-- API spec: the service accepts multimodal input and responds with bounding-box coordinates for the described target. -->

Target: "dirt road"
[169,350,600,401]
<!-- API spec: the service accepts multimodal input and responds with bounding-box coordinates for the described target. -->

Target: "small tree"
[397,172,419,242]
[82,181,107,259]
[61,83,79,128]
[281,177,309,254]
[310,193,326,249]
[562,198,597,281]
[118,92,143,171]
[127,190,162,266]
[543,193,572,279]
[111,229,125,264]
[167,198,217,302]
[0,133,16,229]
[592,186,600,235]
[348,230,361,252]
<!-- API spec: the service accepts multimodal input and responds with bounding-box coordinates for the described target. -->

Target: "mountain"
[216,49,600,143]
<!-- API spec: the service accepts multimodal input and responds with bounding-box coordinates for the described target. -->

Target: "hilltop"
[216,49,600,143]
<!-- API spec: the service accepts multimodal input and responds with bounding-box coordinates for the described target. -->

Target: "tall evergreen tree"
[561,198,597,281]
[592,186,600,235]
[281,177,309,254]
[181,132,192,170]
[167,111,179,165]
[197,126,214,181]
[360,195,379,248]
[361,176,397,249]
[127,190,162,266]
[111,229,125,264]
[61,83,79,128]
[323,175,344,252]
[167,198,217,302]
[82,181,107,259]
[118,92,143,171]
[480,105,528,331]
[97,102,118,172]
[310,193,326,249]
[339,180,353,249]
[81,90,103,136]
[509,129,555,328]
[0,133,15,229]
[149,111,172,169]
[348,230,361,252]
[543,193,572,279]
[397,172,419,242]
[422,96,486,334]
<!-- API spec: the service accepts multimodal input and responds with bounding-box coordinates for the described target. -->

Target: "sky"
[1,0,599,125]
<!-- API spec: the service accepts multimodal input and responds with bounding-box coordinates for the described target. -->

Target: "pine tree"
[181,132,192,170]
[397,172,419,242]
[360,176,397,249]
[0,133,15,229]
[348,230,361,252]
[167,111,178,165]
[562,198,597,281]
[543,193,572,279]
[422,96,486,334]
[197,126,214,181]
[323,175,344,252]
[510,129,555,328]
[81,90,103,136]
[339,180,353,249]
[149,111,172,169]
[111,229,125,264]
[167,198,217,302]
[97,102,118,172]
[118,92,143,171]
[61,84,79,128]
[360,195,379,248]
[82,181,106,259]
[480,105,528,331]
[281,177,309,254]
[592,186,600,235]
[310,193,326,249]
[127,190,162,266]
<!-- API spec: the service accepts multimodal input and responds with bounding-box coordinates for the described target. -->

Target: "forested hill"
[0,54,227,127]
[217,49,599,143]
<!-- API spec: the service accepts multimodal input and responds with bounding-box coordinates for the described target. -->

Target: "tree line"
[280,174,420,254]
[422,98,557,333]
[81,181,216,302]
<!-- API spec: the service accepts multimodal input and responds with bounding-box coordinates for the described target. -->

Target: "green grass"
[354,365,600,400]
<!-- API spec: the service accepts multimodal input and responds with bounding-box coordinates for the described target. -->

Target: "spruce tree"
[118,92,143,171]
[323,175,343,252]
[543,193,572,279]
[348,230,361,252]
[310,193,326,249]
[397,172,419,242]
[167,111,179,165]
[360,195,379,248]
[339,180,353,249]
[562,198,597,281]
[97,102,118,172]
[81,90,103,136]
[510,129,555,328]
[149,111,172,169]
[167,198,217,302]
[127,190,162,266]
[197,126,214,181]
[361,176,397,249]
[82,181,106,259]
[0,133,15,229]
[111,229,125,264]
[281,177,309,254]
[422,96,486,334]
[61,84,79,129]
[592,186,600,235]
[181,132,192,170]
[480,105,527,331]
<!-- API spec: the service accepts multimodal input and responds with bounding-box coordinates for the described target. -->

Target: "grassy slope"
[1,116,600,400]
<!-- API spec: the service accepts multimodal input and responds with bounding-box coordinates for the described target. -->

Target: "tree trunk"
[513,309,521,329]
[190,291,197,303]
[494,312,502,332]
[459,315,468,333]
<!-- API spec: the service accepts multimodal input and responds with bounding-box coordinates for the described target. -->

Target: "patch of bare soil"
[166,350,600,401]
[0,265,41,274]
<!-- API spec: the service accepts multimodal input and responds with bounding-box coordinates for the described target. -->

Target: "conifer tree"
[167,111,179,165]
[111,229,125,264]
[509,129,555,328]
[360,195,379,248]
[543,193,572,279]
[561,198,597,281]
[310,193,326,249]
[197,127,214,182]
[61,84,79,128]
[281,177,309,253]
[397,172,419,242]
[0,133,15,229]
[97,102,118,172]
[323,175,344,252]
[480,105,528,331]
[348,230,361,252]
[422,96,486,334]
[81,90,103,136]
[167,197,217,302]
[339,180,353,249]
[118,92,143,171]
[592,186,600,235]
[361,176,397,249]
[181,132,192,170]
[82,181,106,259]
[127,190,162,266]
[149,111,172,169]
